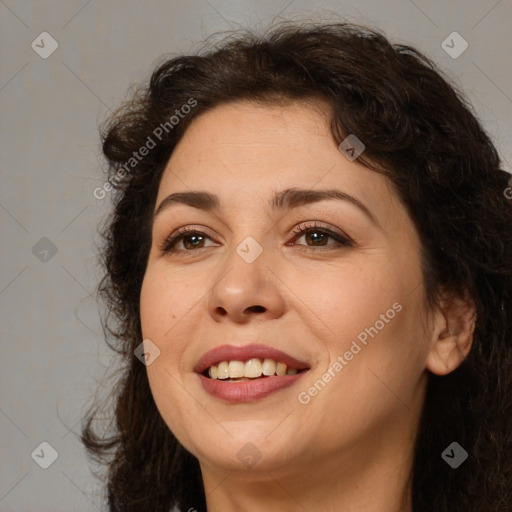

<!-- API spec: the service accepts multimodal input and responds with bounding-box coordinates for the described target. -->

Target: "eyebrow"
[154,187,379,227]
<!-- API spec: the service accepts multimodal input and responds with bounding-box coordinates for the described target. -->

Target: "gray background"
[1,1,511,510]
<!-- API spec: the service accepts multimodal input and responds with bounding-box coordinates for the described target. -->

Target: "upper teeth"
[208,358,299,379]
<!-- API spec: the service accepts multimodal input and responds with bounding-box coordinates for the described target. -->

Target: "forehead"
[169,99,334,163]
[156,100,401,223]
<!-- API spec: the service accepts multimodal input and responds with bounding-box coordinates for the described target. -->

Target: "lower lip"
[197,372,307,403]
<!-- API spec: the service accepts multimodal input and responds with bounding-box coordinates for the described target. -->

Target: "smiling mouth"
[203,358,309,381]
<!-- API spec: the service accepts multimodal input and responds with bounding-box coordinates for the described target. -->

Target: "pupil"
[307,231,325,245]
[185,235,203,249]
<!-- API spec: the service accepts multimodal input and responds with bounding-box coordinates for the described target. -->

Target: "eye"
[286,222,354,250]
[160,226,219,253]
[159,222,353,255]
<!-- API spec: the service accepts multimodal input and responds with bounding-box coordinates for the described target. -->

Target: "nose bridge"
[225,205,274,265]
[207,225,285,321]
[222,231,269,295]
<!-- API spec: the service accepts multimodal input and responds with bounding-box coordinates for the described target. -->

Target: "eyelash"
[160,222,354,254]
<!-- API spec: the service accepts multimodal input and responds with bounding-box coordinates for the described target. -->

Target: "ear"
[426,289,477,376]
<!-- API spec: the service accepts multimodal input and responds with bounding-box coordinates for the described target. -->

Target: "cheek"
[307,310,425,448]
[139,266,206,400]
[140,267,195,343]
[140,275,164,344]
[140,271,197,441]
[330,299,427,415]
[311,258,427,399]
[313,260,403,344]
[139,270,189,400]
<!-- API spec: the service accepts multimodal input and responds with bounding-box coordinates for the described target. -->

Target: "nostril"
[247,305,265,313]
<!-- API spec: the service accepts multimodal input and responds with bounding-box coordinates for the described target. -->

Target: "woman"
[82,21,512,511]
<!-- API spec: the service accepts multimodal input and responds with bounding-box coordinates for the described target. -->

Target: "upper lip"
[194,344,310,374]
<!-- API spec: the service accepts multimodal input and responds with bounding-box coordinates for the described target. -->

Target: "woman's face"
[140,99,434,477]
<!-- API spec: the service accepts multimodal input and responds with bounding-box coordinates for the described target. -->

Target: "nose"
[207,242,286,324]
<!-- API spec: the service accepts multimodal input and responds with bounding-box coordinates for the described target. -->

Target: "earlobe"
[425,292,477,376]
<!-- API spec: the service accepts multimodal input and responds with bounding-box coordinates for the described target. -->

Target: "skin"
[140,99,476,512]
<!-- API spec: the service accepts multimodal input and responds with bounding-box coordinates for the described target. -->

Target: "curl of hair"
[81,20,512,511]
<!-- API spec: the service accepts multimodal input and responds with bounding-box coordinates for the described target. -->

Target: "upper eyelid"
[291,221,352,239]
[164,221,343,240]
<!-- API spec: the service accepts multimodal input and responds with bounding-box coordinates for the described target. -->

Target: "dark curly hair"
[81,20,512,511]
